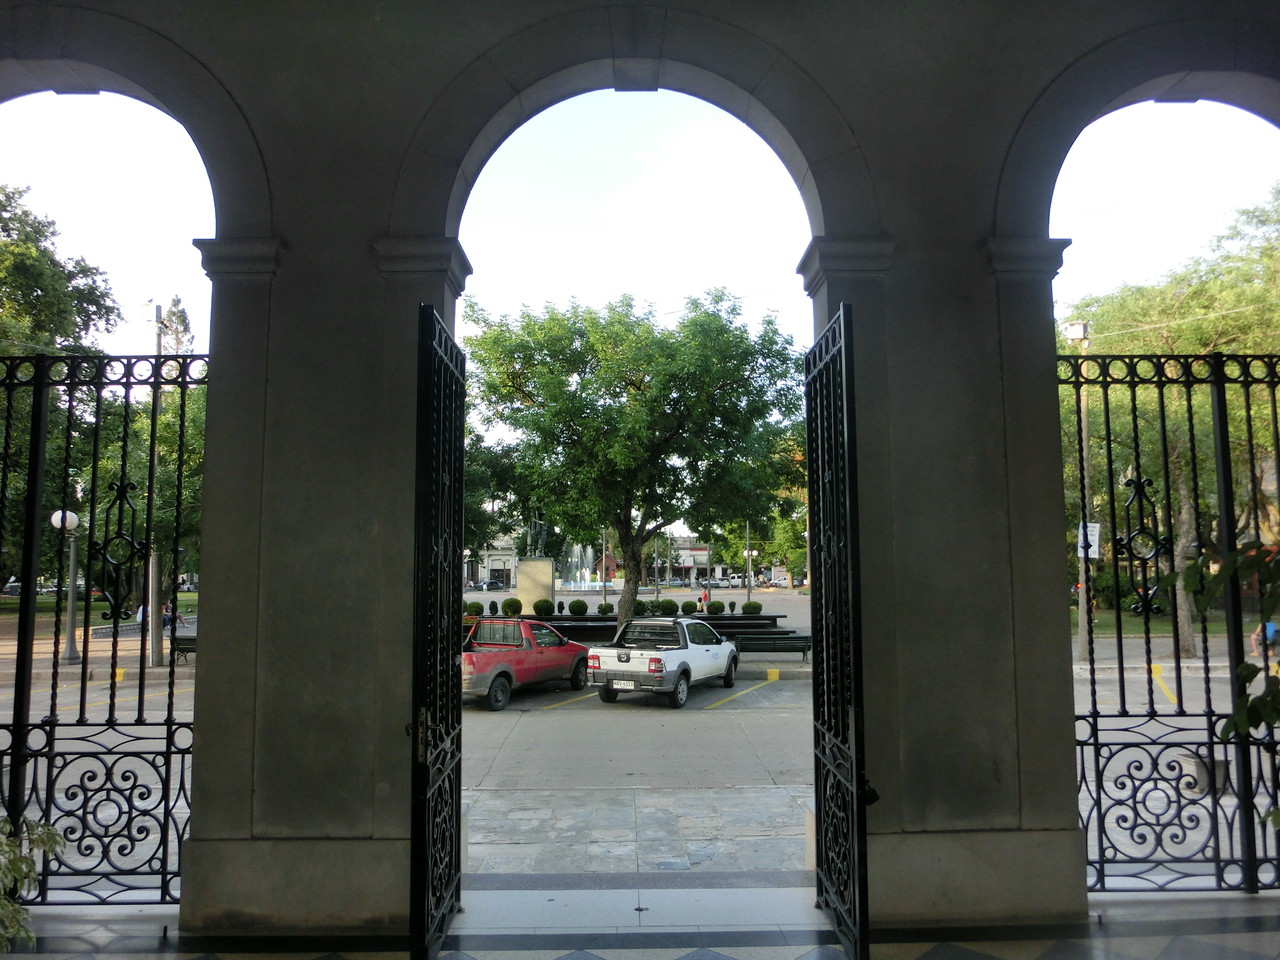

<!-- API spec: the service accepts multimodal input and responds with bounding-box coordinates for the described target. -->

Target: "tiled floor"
[18,786,1280,958]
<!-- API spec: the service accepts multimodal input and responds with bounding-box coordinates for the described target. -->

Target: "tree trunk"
[1171,459,1199,658]
[615,527,645,626]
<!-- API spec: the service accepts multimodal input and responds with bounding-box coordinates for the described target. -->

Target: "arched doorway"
[394,18,883,953]
[997,26,1280,900]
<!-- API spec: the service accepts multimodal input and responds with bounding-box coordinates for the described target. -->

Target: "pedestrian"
[699,588,709,613]
[1250,619,1278,658]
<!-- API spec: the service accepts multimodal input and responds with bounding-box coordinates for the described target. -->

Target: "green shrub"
[707,600,725,615]
[488,600,499,615]
[557,601,565,614]
[501,597,523,617]
[633,600,649,617]
[598,602,614,616]
[532,598,554,617]
[568,598,588,616]
[659,599,679,616]
[465,601,484,617]
[0,818,63,951]
[681,600,698,615]
[742,600,763,615]
[728,601,736,613]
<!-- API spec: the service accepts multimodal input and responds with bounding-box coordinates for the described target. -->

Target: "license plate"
[612,680,635,690]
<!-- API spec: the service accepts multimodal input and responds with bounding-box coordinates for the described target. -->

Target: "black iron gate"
[410,306,465,959]
[1062,352,1279,891]
[806,304,870,959]
[0,353,206,903]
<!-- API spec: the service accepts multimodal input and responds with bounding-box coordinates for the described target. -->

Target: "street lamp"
[463,548,471,588]
[49,510,82,663]
[1067,321,1092,662]
[744,548,759,604]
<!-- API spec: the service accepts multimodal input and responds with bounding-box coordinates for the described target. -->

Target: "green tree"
[1061,184,1280,655]
[465,290,804,622]
[0,185,120,354]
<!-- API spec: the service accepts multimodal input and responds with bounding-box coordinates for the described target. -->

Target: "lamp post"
[1066,321,1092,662]
[463,548,471,588]
[744,548,759,604]
[49,511,81,663]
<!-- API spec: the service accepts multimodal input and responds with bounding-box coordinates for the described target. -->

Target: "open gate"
[806,303,871,959]
[1062,352,1279,891]
[410,305,465,958]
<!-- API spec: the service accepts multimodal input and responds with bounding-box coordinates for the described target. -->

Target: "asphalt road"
[461,675,815,790]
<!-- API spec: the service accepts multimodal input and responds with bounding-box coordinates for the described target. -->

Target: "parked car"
[661,577,685,588]
[770,577,790,587]
[475,579,506,591]
[586,617,738,708]
[461,618,589,711]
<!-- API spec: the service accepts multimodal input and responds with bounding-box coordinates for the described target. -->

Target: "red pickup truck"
[461,618,590,710]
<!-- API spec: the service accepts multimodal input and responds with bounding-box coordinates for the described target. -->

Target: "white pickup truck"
[586,617,738,708]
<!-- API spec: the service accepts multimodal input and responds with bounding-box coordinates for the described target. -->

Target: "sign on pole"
[1077,522,1101,559]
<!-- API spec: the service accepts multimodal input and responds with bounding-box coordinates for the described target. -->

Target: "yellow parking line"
[542,691,599,710]
[705,677,775,709]
[1148,664,1177,706]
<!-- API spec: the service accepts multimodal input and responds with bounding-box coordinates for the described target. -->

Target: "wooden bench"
[170,636,196,664]
[730,633,812,661]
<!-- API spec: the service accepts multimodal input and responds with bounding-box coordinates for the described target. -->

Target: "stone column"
[798,234,1086,925]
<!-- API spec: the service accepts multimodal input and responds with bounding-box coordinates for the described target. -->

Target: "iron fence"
[1061,352,1279,892]
[0,354,206,903]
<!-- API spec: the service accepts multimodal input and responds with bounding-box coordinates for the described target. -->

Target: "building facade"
[3,0,1278,939]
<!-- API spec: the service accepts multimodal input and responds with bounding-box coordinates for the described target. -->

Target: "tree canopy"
[464,290,804,620]
[0,185,121,353]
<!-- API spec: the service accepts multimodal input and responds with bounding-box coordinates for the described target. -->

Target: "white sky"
[0,90,1278,355]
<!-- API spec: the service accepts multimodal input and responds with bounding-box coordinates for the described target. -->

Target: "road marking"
[1149,664,1177,705]
[542,691,599,710]
[704,678,774,709]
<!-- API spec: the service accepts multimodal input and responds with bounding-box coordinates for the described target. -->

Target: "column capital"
[985,238,1072,279]
[798,236,896,296]
[193,238,283,279]
[373,236,472,297]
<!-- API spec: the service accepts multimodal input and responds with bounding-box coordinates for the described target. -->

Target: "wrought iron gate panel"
[806,304,869,960]
[1061,353,1279,892]
[410,306,464,959]
[0,355,206,903]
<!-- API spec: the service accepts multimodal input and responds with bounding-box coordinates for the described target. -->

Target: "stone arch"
[0,4,271,238]
[996,18,1280,239]
[387,5,880,241]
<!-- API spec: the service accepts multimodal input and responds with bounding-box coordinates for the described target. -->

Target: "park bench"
[170,636,197,664]
[730,632,812,662]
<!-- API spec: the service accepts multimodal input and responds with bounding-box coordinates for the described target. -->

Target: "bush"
[465,601,484,618]
[532,598,554,617]
[707,600,725,615]
[557,601,565,614]
[681,600,698,615]
[728,601,736,613]
[568,599,588,616]
[659,599,679,616]
[742,600,762,615]
[501,597,523,617]
[488,600,499,615]
[598,602,614,616]
[633,600,649,617]
[0,818,62,950]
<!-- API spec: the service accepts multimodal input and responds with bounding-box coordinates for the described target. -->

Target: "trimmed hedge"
[598,602,614,616]
[633,600,649,617]
[658,599,679,616]
[568,599,588,616]
[465,601,484,617]
[501,597,523,617]
[681,600,698,615]
[532,598,554,617]
[741,600,763,615]
[706,600,725,615]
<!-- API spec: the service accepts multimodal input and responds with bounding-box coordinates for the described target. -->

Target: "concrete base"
[867,829,1087,926]
[517,558,555,612]
[179,837,410,934]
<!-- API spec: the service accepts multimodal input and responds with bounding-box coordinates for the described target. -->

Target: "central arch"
[386,6,882,256]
